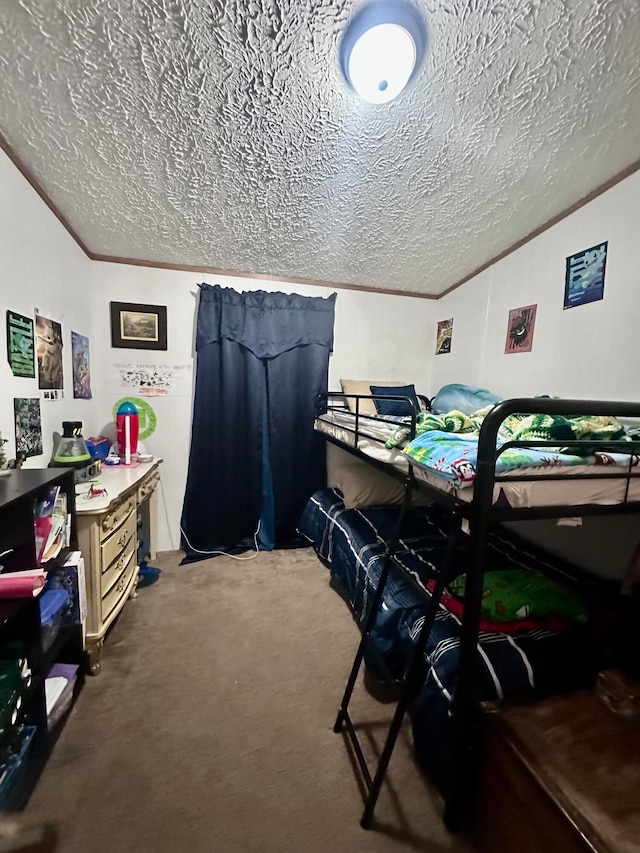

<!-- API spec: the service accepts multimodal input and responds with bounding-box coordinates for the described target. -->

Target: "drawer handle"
[117,532,128,548]
[139,475,159,501]
[104,553,126,576]
[115,576,127,593]
[139,482,156,500]
[102,499,134,533]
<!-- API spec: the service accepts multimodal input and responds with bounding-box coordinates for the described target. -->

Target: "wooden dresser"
[474,684,640,852]
[75,460,162,674]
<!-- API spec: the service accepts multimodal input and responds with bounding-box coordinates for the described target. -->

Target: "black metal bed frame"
[318,392,640,830]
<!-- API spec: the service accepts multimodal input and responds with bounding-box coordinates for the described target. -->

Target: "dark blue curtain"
[180,284,336,562]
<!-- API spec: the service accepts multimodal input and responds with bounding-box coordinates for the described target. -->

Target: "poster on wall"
[106,361,192,397]
[35,314,64,390]
[435,319,453,355]
[14,397,43,458]
[563,241,608,309]
[6,311,35,377]
[505,304,537,354]
[71,331,92,399]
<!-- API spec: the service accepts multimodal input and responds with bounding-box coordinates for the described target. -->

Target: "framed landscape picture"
[110,302,167,350]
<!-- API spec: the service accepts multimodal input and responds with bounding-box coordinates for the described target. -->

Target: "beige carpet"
[27,549,473,853]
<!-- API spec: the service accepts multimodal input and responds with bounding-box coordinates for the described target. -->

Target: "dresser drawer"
[102,538,137,597]
[101,507,136,571]
[137,470,160,505]
[100,494,136,540]
[101,548,137,622]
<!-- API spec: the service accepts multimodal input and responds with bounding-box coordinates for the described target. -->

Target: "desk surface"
[75,459,161,513]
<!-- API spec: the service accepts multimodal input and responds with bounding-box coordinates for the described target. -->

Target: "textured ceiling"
[0,0,639,295]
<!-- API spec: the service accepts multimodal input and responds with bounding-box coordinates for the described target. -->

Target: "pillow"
[431,383,501,416]
[339,379,404,416]
[370,384,420,417]
[334,464,432,509]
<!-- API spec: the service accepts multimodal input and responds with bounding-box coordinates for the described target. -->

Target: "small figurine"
[83,483,108,500]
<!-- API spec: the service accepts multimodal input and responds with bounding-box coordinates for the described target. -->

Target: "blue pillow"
[431,383,501,415]
[370,384,420,417]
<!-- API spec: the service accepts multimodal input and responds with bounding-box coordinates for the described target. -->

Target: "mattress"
[297,488,601,785]
[315,411,640,509]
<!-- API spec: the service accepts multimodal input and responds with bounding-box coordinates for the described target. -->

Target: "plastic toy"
[83,483,108,500]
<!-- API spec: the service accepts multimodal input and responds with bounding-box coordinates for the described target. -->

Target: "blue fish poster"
[563,241,608,309]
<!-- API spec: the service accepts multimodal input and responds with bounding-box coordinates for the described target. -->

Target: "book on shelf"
[45,662,79,728]
[0,570,47,598]
[34,488,68,564]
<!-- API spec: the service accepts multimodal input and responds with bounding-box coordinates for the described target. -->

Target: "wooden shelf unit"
[0,468,84,811]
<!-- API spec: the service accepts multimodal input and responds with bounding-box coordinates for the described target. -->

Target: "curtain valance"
[196,283,337,360]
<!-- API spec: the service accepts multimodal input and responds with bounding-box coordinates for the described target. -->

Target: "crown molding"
[89,253,437,299]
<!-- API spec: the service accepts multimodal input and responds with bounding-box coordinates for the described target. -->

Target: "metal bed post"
[333,477,414,735]
[359,506,464,829]
[443,402,513,830]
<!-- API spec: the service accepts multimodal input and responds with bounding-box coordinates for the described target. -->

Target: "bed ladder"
[333,498,464,828]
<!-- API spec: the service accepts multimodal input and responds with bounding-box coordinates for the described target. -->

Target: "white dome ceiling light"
[340,1,428,104]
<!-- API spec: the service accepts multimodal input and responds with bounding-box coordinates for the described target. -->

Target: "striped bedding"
[297,488,600,784]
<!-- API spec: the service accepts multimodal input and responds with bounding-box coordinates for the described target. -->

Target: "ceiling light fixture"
[340,1,427,104]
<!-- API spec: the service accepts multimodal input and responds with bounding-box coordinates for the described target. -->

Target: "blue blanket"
[403,429,591,487]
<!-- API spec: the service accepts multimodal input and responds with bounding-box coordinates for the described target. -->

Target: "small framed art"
[435,318,453,354]
[563,241,608,309]
[505,304,537,354]
[110,302,168,350]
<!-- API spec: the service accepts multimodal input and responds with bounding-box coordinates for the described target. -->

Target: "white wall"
[432,171,640,401]
[0,149,96,468]
[88,263,436,551]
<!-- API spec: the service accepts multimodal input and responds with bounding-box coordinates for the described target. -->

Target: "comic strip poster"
[435,318,453,355]
[6,311,35,377]
[564,242,608,309]
[505,304,537,354]
[71,331,92,399]
[14,397,43,458]
[35,314,64,390]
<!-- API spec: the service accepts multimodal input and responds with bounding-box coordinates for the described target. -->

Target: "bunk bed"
[300,388,640,830]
